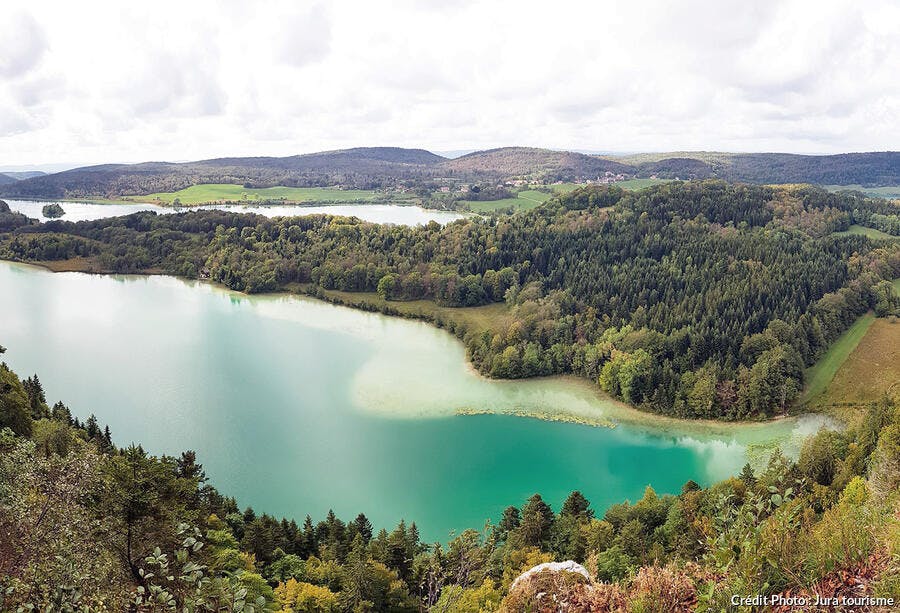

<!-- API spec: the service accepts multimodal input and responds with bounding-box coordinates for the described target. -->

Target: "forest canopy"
[2,181,899,420]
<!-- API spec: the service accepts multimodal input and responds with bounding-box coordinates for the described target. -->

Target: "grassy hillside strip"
[2,182,899,421]
[140,184,397,206]
[808,317,900,410]
[801,313,876,405]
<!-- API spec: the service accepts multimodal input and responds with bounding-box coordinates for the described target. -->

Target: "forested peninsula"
[2,181,899,421]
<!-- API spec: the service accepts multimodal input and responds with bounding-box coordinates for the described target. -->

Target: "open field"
[807,317,900,409]
[832,224,900,241]
[824,184,900,199]
[800,312,876,405]
[137,184,400,206]
[613,178,672,189]
[550,183,582,193]
[297,286,514,337]
[462,190,551,212]
[549,178,672,193]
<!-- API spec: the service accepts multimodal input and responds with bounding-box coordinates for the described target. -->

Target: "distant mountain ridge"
[0,170,47,187]
[605,151,900,185]
[2,146,898,200]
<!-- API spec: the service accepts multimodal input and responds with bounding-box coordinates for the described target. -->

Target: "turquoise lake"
[3,199,467,225]
[0,261,831,541]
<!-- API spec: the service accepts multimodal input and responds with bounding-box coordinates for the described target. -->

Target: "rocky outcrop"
[510,560,591,590]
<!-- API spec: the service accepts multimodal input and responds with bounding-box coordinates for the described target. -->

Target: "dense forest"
[626,152,900,185]
[2,347,899,611]
[2,182,899,420]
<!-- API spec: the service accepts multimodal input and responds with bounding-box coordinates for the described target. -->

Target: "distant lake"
[3,199,468,225]
[0,261,832,542]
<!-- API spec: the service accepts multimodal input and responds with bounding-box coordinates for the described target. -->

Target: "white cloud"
[0,12,46,78]
[0,0,898,166]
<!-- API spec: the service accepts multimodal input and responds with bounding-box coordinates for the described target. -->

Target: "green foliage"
[42,203,66,218]
[1,388,899,610]
[5,182,897,419]
[0,364,32,436]
[432,579,502,612]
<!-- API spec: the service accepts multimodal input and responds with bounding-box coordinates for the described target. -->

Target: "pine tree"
[85,414,99,440]
[739,462,757,486]
[497,506,521,539]
[23,375,48,419]
[341,534,375,611]
[176,450,205,482]
[352,512,373,544]
[519,494,555,548]
[51,401,72,424]
[560,491,593,519]
[386,521,412,582]
[299,515,317,558]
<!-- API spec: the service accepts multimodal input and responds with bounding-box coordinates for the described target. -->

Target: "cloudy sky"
[1,0,898,168]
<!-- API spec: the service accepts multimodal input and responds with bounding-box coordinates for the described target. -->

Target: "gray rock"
[510,560,591,590]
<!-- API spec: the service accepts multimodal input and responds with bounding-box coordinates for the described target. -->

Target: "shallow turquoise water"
[0,261,828,541]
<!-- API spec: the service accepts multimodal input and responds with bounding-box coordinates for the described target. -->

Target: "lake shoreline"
[3,194,469,215]
[1,198,469,225]
[0,257,836,435]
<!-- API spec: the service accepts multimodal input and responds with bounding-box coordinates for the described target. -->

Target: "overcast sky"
[1,0,898,168]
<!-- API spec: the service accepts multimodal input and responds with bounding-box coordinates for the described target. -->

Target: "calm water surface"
[0,261,831,541]
[4,199,467,225]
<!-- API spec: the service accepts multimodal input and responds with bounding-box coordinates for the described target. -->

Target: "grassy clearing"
[137,184,396,206]
[613,178,672,190]
[808,317,900,409]
[297,286,513,336]
[824,185,900,199]
[462,190,550,213]
[516,189,553,204]
[550,183,582,193]
[832,225,899,241]
[801,312,876,405]
[549,178,672,193]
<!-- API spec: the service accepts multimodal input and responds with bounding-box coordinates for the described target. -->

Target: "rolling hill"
[1,146,898,201]
[436,146,632,180]
[0,148,446,199]
[606,151,900,185]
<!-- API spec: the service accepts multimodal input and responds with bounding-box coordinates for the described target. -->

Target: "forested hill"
[0,148,448,199]
[3,147,899,200]
[438,147,632,179]
[3,181,899,420]
[609,151,900,184]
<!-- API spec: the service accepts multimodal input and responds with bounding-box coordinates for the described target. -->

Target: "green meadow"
[139,184,396,206]
[612,178,671,190]
[462,189,552,212]
[800,312,876,405]
[833,224,899,241]
[824,184,900,199]
[550,178,671,193]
